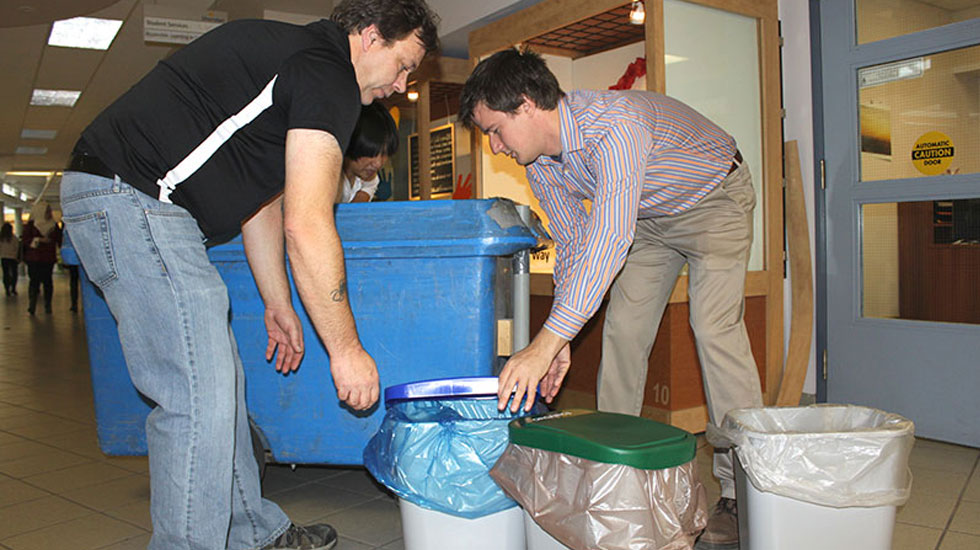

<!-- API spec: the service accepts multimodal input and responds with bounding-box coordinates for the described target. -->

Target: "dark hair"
[331,0,440,54]
[459,47,564,128]
[0,222,11,242]
[347,103,399,159]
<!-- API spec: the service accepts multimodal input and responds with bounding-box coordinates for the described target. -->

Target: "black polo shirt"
[78,18,361,243]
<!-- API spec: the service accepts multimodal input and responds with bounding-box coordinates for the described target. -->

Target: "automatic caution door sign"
[911,131,954,175]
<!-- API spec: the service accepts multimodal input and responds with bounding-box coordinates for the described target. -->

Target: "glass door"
[818,0,980,446]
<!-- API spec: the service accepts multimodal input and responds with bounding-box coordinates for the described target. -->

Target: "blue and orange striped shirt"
[527,89,737,341]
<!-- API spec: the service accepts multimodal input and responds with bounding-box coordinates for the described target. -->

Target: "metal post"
[512,205,531,353]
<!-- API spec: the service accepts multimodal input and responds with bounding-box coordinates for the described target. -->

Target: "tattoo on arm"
[330,279,348,302]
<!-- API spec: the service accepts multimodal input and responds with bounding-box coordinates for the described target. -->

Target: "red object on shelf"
[610,57,647,90]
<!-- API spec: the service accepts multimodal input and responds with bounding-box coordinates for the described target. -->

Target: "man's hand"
[497,330,569,412]
[540,343,571,403]
[264,306,304,373]
[330,348,380,410]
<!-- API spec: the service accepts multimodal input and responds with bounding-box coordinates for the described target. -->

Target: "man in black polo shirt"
[59,1,439,549]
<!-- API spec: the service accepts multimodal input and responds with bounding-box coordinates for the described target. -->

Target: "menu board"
[409,123,455,199]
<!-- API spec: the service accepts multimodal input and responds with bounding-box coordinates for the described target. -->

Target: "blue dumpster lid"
[385,376,499,404]
[207,199,539,261]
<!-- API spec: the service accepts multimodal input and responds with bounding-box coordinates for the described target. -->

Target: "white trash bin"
[364,377,532,550]
[523,509,571,550]
[400,500,525,550]
[712,405,914,550]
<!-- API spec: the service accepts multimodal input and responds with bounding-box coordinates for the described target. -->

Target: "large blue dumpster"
[69,199,537,464]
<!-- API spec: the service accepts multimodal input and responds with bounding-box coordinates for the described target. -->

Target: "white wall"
[664,0,764,271]
[778,0,817,395]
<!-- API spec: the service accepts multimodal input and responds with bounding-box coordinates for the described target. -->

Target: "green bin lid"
[508,409,696,470]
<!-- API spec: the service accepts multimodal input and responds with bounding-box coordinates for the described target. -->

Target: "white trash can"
[523,509,571,550]
[400,500,525,550]
[364,377,532,550]
[713,405,914,550]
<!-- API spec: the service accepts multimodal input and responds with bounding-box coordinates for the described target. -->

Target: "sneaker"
[695,497,738,549]
[262,524,338,550]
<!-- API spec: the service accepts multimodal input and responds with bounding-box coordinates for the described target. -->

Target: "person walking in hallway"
[460,48,763,549]
[0,222,20,296]
[22,201,61,315]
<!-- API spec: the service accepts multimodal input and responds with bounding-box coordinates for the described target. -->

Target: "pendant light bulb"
[629,0,645,25]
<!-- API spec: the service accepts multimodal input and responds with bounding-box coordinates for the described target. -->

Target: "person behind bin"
[59,1,439,549]
[459,48,763,549]
[22,201,62,315]
[339,102,399,203]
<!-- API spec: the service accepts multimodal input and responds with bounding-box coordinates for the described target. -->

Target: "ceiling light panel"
[31,89,81,107]
[48,16,123,50]
[16,146,49,155]
[21,129,58,140]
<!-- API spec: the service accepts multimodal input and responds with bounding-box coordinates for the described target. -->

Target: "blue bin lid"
[385,376,499,405]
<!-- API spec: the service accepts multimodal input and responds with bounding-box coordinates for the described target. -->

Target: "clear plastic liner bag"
[707,404,914,508]
[363,397,533,519]
[490,444,707,550]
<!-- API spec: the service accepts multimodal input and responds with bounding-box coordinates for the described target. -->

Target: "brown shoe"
[696,497,738,549]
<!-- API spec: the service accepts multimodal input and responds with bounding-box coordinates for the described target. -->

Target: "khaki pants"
[596,162,763,499]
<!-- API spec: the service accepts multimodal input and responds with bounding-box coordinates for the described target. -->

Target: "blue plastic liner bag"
[364,397,532,519]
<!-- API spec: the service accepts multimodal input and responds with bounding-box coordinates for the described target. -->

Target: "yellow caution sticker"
[911,131,954,175]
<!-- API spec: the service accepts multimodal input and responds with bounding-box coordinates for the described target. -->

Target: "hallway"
[1,273,978,549]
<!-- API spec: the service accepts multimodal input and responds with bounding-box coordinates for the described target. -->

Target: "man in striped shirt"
[461,48,763,548]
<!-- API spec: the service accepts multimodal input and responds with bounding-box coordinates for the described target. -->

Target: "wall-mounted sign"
[911,131,954,176]
[143,5,227,45]
[858,57,929,89]
[409,124,455,199]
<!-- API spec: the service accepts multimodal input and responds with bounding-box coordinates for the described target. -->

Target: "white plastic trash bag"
[709,404,914,508]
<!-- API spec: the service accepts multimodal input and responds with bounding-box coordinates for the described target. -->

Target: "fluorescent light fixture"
[20,192,31,202]
[16,146,48,155]
[20,129,57,140]
[48,17,123,50]
[31,89,81,107]
[5,171,57,177]
[664,54,688,65]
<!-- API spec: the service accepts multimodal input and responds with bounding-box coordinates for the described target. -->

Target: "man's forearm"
[241,195,291,310]
[284,217,362,359]
[283,128,366,361]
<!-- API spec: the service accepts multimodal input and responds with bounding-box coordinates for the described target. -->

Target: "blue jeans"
[60,171,289,550]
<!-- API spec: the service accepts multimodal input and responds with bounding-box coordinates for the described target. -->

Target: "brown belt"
[727,149,743,176]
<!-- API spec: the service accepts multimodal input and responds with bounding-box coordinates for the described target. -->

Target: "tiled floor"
[1,273,979,550]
